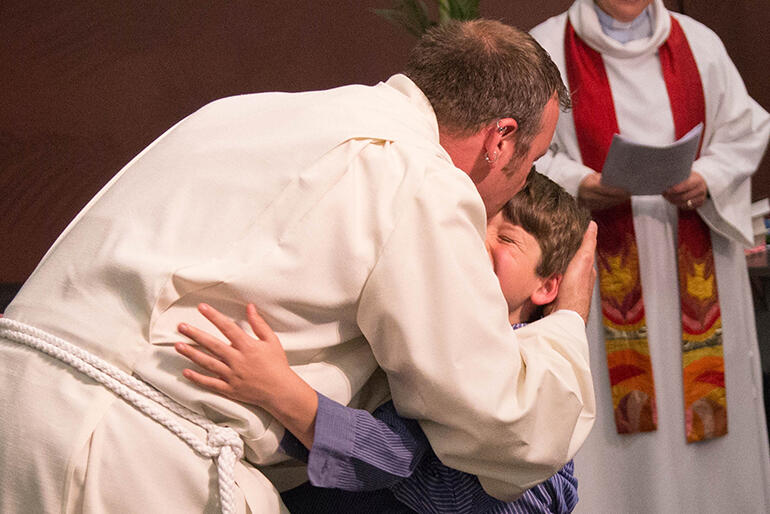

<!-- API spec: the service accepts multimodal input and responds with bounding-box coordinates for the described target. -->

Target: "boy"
[175,171,591,513]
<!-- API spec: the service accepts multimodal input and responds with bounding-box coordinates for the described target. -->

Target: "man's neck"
[439,128,485,179]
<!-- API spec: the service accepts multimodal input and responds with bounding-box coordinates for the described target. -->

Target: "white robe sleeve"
[680,16,770,246]
[535,144,594,198]
[356,146,595,500]
[531,13,597,198]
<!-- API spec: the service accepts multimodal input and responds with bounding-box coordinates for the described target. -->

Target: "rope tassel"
[0,317,243,514]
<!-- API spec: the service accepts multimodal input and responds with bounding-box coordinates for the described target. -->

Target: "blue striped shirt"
[281,395,577,513]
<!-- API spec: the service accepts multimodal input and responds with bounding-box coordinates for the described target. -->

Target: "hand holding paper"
[600,123,704,196]
[662,171,708,210]
[578,172,631,211]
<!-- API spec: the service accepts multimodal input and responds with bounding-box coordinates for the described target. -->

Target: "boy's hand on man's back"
[548,221,597,323]
[174,303,320,449]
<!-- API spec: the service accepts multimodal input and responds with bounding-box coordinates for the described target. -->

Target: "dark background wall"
[1,0,767,291]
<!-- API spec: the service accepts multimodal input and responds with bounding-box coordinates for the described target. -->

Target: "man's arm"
[356,165,595,500]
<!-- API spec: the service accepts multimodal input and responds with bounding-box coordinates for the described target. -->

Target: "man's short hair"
[405,19,570,158]
[502,170,590,278]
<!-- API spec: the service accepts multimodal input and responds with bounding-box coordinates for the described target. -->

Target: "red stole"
[565,16,727,442]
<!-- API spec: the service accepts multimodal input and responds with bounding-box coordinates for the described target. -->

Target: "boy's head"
[486,170,590,324]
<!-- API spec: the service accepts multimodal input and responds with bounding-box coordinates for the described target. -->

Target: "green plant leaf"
[375,0,479,36]
[373,0,434,38]
[439,0,480,24]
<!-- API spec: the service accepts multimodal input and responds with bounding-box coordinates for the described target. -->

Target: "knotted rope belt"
[0,317,243,514]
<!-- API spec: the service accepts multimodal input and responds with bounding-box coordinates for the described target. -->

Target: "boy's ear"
[530,274,562,306]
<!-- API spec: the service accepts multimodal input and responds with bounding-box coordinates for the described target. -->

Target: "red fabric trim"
[565,22,619,174]
[565,16,726,440]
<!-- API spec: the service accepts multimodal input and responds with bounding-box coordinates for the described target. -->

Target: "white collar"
[568,0,671,58]
[594,3,653,43]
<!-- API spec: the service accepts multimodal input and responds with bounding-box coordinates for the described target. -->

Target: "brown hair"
[502,170,590,278]
[405,19,570,159]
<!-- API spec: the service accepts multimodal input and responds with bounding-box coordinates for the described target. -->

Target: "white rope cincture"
[0,317,243,514]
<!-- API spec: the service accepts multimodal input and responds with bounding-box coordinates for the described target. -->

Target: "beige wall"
[1,0,766,284]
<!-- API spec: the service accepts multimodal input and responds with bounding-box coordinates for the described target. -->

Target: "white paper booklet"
[600,123,703,195]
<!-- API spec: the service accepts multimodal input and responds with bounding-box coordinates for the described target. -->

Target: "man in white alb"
[0,19,596,513]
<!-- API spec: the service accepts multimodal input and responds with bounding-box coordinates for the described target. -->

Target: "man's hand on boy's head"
[547,221,597,323]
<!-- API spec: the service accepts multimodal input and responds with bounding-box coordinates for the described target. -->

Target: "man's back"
[0,75,470,511]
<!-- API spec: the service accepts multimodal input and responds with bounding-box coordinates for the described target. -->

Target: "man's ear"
[482,117,518,166]
[530,274,561,306]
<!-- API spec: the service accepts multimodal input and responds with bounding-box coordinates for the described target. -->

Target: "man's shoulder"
[368,140,484,223]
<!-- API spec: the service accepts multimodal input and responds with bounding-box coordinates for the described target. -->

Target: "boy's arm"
[288,393,580,514]
[286,395,580,514]
[284,397,431,491]
[175,303,317,448]
[174,303,430,490]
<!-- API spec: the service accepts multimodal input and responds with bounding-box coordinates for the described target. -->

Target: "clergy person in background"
[531,0,770,512]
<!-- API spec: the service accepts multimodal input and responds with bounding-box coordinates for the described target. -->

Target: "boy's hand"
[176,303,319,448]
[175,303,295,410]
[549,221,597,323]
